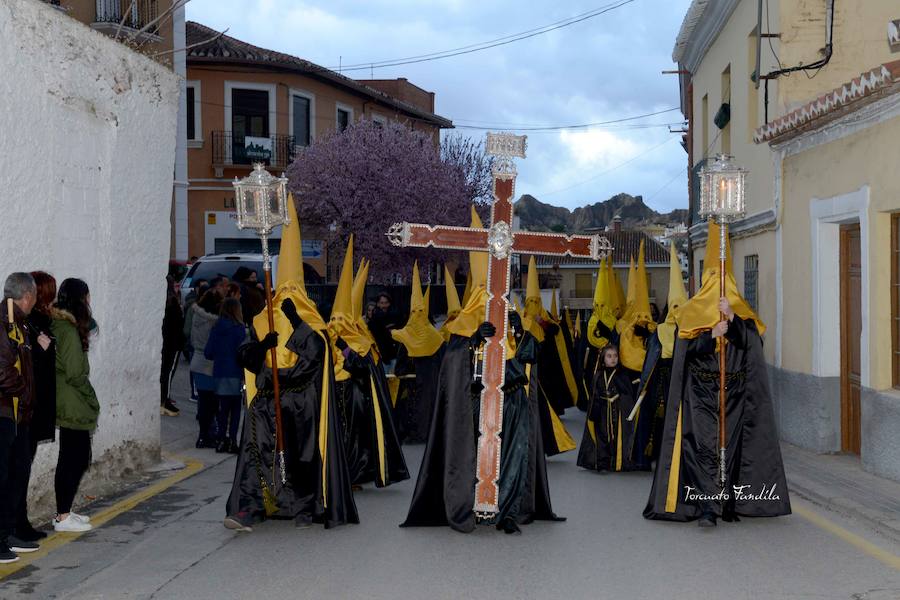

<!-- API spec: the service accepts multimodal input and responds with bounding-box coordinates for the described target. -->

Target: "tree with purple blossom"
[286,120,492,283]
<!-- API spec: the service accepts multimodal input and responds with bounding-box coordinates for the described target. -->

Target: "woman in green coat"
[51,279,98,533]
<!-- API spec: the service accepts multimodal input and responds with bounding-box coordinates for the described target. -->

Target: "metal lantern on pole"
[233,162,290,485]
[698,153,746,491]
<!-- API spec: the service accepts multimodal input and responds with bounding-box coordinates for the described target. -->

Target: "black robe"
[537,328,576,415]
[631,332,672,469]
[336,348,409,487]
[577,365,645,472]
[560,317,588,412]
[644,317,792,521]
[227,321,358,528]
[402,333,563,533]
[392,344,444,444]
[579,318,619,412]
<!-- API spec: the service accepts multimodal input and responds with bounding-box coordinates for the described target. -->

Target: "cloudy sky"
[186,0,693,214]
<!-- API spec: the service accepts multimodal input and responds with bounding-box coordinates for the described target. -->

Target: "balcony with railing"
[211,132,297,177]
[92,0,162,44]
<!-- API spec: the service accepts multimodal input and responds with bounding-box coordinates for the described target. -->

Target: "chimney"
[612,214,622,233]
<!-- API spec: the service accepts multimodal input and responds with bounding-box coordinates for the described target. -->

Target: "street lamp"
[233,163,290,485]
[698,153,746,491]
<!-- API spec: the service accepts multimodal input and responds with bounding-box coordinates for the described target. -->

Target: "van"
[180,254,279,302]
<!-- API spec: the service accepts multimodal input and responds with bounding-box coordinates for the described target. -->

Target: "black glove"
[470,321,496,346]
[594,321,612,340]
[281,298,302,329]
[544,322,559,337]
[508,312,522,332]
[335,337,348,351]
[260,332,279,351]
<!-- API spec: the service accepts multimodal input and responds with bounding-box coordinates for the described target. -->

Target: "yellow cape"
[675,221,766,339]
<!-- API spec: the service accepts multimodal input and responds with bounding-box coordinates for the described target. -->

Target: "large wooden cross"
[386,133,612,516]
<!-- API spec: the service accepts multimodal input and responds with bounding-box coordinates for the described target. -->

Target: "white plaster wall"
[0,0,179,514]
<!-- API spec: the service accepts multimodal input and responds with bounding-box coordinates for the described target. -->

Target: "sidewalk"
[782,442,900,544]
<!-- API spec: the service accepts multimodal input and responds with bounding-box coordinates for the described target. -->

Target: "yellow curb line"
[794,503,900,571]
[0,455,204,580]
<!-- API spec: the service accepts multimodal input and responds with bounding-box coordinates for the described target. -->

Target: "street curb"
[0,454,204,581]
[787,476,900,546]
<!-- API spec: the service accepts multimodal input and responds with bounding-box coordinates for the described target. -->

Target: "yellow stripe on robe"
[370,375,387,486]
[665,402,684,513]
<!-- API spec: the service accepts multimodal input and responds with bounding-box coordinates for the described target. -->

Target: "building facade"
[530,227,674,313]
[184,22,453,276]
[674,0,900,482]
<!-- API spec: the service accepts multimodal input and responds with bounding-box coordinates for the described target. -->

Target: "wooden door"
[839,224,862,455]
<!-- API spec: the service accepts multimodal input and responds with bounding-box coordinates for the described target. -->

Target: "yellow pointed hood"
[247,196,327,399]
[467,205,488,290]
[666,241,688,313]
[327,236,372,366]
[440,265,462,341]
[588,257,617,348]
[550,288,559,321]
[444,265,461,317]
[657,241,688,358]
[444,207,489,338]
[622,256,637,320]
[632,240,652,323]
[352,257,368,320]
[522,256,546,342]
[332,236,354,318]
[617,241,657,371]
[392,261,444,357]
[574,310,582,340]
[676,221,765,339]
[608,257,626,318]
[277,194,303,288]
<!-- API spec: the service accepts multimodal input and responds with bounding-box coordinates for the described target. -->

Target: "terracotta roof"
[672,0,711,63]
[532,230,669,267]
[185,22,453,129]
[754,60,900,144]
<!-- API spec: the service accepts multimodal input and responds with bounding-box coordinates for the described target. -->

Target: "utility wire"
[454,107,682,131]
[327,0,636,72]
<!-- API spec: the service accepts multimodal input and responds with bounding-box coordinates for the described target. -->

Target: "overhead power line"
[454,107,682,131]
[327,0,637,72]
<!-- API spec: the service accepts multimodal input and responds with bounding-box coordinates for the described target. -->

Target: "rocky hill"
[515,193,687,233]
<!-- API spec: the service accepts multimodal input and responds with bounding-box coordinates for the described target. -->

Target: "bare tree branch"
[151,27,228,57]
[114,0,137,42]
[125,0,192,45]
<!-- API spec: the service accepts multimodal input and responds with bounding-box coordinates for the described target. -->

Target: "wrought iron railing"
[211,131,297,170]
[95,0,159,32]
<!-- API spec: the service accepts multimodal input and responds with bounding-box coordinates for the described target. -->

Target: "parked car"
[180,254,279,303]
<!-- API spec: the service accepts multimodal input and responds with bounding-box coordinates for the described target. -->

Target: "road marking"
[795,503,900,571]
[0,455,204,580]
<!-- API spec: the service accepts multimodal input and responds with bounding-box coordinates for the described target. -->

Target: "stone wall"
[0,0,179,517]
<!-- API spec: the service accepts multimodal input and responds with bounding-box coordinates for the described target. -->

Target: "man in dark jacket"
[0,273,39,562]
[233,267,265,324]
[161,276,183,417]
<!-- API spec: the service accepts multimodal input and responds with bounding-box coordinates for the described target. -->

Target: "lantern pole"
[698,154,746,492]
[260,229,286,485]
[233,163,289,486]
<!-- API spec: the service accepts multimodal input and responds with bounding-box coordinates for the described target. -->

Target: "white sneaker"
[54,514,92,532]
[70,512,91,523]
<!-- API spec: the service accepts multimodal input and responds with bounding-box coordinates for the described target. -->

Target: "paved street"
[1,362,899,600]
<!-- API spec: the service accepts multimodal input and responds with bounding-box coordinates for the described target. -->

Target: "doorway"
[839,223,862,454]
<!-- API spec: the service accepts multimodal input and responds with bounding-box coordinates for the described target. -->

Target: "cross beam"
[386,133,612,516]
